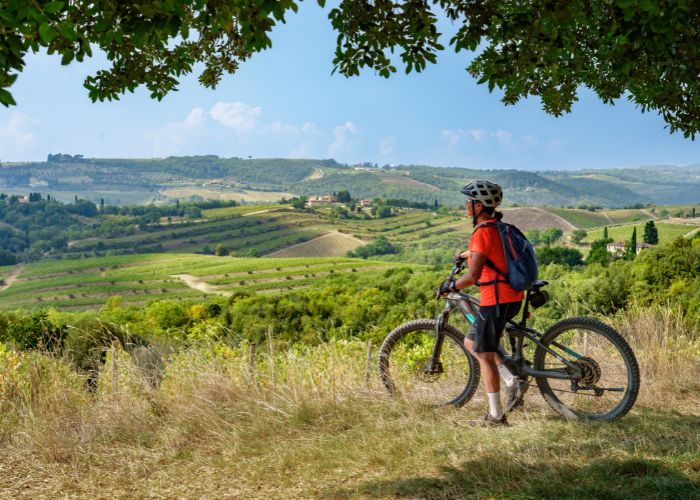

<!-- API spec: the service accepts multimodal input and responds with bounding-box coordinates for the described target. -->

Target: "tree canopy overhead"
[2,0,699,137]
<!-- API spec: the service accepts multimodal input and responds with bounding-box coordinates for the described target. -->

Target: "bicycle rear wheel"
[378,319,480,407]
[533,317,640,420]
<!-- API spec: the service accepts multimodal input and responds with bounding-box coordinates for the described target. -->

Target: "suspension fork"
[426,303,453,373]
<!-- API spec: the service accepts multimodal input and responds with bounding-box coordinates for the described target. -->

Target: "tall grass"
[0,308,697,497]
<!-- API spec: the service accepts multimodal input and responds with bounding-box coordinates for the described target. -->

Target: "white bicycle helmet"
[460,180,503,208]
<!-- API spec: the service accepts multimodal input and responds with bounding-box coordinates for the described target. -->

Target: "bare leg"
[464,338,500,393]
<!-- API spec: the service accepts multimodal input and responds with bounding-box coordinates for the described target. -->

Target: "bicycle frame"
[431,264,584,381]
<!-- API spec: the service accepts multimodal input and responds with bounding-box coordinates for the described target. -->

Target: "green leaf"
[39,23,57,43]
[0,88,17,106]
[43,1,64,14]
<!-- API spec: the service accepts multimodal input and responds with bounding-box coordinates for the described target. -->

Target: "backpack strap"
[472,221,510,317]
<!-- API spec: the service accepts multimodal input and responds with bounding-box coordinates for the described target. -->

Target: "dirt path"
[242,209,277,217]
[641,209,658,220]
[172,274,232,297]
[0,265,24,292]
[304,168,325,181]
[531,207,578,231]
[684,227,700,238]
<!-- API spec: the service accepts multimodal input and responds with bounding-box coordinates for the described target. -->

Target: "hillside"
[3,156,700,208]
[0,254,404,310]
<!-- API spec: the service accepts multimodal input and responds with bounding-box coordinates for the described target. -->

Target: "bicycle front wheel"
[533,317,640,420]
[378,319,480,407]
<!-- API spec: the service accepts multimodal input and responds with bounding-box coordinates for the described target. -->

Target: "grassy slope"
[585,222,698,244]
[0,254,405,310]
[0,306,696,497]
[546,208,615,229]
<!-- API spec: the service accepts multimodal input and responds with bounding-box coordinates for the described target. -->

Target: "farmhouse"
[607,242,653,256]
[29,177,49,187]
[358,199,372,207]
[306,195,336,207]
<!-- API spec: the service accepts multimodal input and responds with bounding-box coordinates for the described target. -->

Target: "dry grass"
[0,310,698,498]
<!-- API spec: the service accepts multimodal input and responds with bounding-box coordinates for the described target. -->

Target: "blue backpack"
[475,221,539,308]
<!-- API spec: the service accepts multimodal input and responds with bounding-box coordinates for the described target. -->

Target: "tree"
[625,227,638,260]
[603,226,609,240]
[643,221,659,245]
[336,190,351,203]
[535,246,584,267]
[542,227,563,245]
[375,206,392,219]
[214,243,229,256]
[3,1,700,136]
[347,236,398,259]
[587,239,610,266]
[525,229,541,246]
[290,196,307,210]
[571,229,587,245]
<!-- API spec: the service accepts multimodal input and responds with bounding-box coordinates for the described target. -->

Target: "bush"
[0,312,66,351]
[536,246,584,267]
[571,229,587,245]
[347,236,399,259]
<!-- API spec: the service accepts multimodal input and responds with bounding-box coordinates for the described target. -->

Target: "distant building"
[17,195,28,203]
[29,177,48,187]
[358,199,372,207]
[306,195,337,207]
[202,179,225,187]
[607,242,653,256]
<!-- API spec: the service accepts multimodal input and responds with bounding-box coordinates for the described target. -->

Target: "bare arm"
[454,251,486,290]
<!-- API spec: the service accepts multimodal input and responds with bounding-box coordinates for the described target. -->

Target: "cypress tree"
[603,226,608,240]
[627,227,638,260]
[643,220,659,245]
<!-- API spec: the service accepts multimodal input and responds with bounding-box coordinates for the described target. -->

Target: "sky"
[2,3,700,170]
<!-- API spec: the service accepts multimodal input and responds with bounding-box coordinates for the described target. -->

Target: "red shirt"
[468,219,524,306]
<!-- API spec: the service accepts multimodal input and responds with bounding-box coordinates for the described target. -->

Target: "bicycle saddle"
[532,280,549,289]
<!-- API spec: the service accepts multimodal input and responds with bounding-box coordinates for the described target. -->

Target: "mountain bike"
[378,262,640,420]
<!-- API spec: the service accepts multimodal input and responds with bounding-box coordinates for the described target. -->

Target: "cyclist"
[439,180,528,426]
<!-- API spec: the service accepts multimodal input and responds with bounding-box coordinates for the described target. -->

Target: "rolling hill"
[0,254,404,310]
[3,156,699,208]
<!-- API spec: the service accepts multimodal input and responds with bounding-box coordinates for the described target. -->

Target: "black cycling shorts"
[466,301,522,353]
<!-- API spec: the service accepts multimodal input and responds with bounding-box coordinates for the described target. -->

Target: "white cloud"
[468,129,488,143]
[379,136,396,156]
[328,121,359,157]
[441,128,489,148]
[548,139,565,152]
[0,113,38,159]
[441,129,463,148]
[209,101,262,134]
[492,129,512,145]
[145,107,206,156]
[521,134,538,147]
[287,122,324,158]
[441,128,533,150]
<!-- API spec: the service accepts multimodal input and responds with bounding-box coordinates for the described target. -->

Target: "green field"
[599,209,653,225]
[545,208,612,228]
[202,204,288,218]
[584,222,697,244]
[0,254,408,310]
[65,207,471,258]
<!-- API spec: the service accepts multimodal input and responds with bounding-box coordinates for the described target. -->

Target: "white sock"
[487,391,503,419]
[498,363,516,387]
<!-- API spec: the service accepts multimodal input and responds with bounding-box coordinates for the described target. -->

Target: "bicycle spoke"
[379,320,478,407]
[534,317,638,420]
